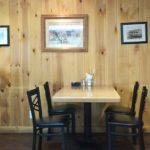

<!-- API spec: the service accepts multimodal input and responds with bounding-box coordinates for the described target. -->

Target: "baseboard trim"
[144,126,150,132]
[0,126,150,133]
[0,127,33,133]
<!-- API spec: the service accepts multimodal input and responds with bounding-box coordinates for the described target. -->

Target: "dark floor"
[0,133,150,150]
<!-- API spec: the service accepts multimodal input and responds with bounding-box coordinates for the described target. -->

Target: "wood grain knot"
[21,98,24,102]
[115,27,118,33]
[16,63,20,67]
[99,8,102,13]
[1,89,4,92]
[101,51,104,55]
[22,33,25,39]
[32,49,35,53]
[99,7,106,14]
[114,86,117,91]
[134,45,139,52]
[8,82,11,87]
[27,72,30,77]
[120,7,123,12]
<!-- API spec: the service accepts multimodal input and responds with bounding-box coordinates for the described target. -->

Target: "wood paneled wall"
[0,0,150,132]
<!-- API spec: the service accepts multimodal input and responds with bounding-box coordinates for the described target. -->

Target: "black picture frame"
[0,25,10,46]
[121,22,148,44]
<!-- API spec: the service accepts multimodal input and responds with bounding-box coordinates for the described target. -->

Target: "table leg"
[84,103,92,142]
[76,103,102,149]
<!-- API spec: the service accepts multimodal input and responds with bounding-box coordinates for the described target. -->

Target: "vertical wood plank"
[0,0,150,132]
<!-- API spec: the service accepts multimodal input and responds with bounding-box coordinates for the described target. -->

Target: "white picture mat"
[0,27,8,45]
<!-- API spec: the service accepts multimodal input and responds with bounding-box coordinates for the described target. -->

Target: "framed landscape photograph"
[0,25,10,46]
[41,14,88,52]
[121,22,148,44]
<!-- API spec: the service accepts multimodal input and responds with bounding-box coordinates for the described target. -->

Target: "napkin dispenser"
[71,81,81,87]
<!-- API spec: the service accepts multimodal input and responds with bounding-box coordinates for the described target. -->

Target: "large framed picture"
[41,15,88,52]
[0,25,10,46]
[121,22,148,44]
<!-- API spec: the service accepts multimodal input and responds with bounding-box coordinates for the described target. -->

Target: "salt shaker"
[81,80,85,87]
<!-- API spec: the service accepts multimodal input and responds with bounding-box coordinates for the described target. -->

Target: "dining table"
[52,85,120,146]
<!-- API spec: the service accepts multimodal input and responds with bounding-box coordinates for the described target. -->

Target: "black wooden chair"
[106,86,148,150]
[27,87,70,150]
[105,81,139,116]
[105,82,139,144]
[44,81,76,134]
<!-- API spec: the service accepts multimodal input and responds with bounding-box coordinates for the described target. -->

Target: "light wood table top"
[52,85,120,103]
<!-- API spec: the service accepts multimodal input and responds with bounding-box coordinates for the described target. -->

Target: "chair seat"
[50,108,76,114]
[108,114,138,127]
[64,104,76,112]
[106,105,131,114]
[49,104,76,115]
[37,115,69,127]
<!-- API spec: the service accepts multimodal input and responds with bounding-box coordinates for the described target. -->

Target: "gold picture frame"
[41,14,88,52]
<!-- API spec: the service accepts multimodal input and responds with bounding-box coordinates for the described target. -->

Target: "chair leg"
[47,128,52,141]
[138,127,145,150]
[38,129,43,150]
[108,124,112,150]
[32,129,37,150]
[132,128,137,144]
[105,113,109,137]
[71,112,76,135]
[66,122,70,134]
[61,127,65,150]
[105,112,112,150]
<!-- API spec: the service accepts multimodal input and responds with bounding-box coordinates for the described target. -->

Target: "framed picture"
[121,22,148,44]
[41,15,88,52]
[0,25,10,46]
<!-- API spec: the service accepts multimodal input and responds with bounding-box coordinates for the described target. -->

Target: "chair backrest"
[44,81,53,113]
[138,86,148,124]
[27,87,43,126]
[130,81,139,114]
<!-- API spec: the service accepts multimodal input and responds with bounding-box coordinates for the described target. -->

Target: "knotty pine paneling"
[0,0,150,132]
